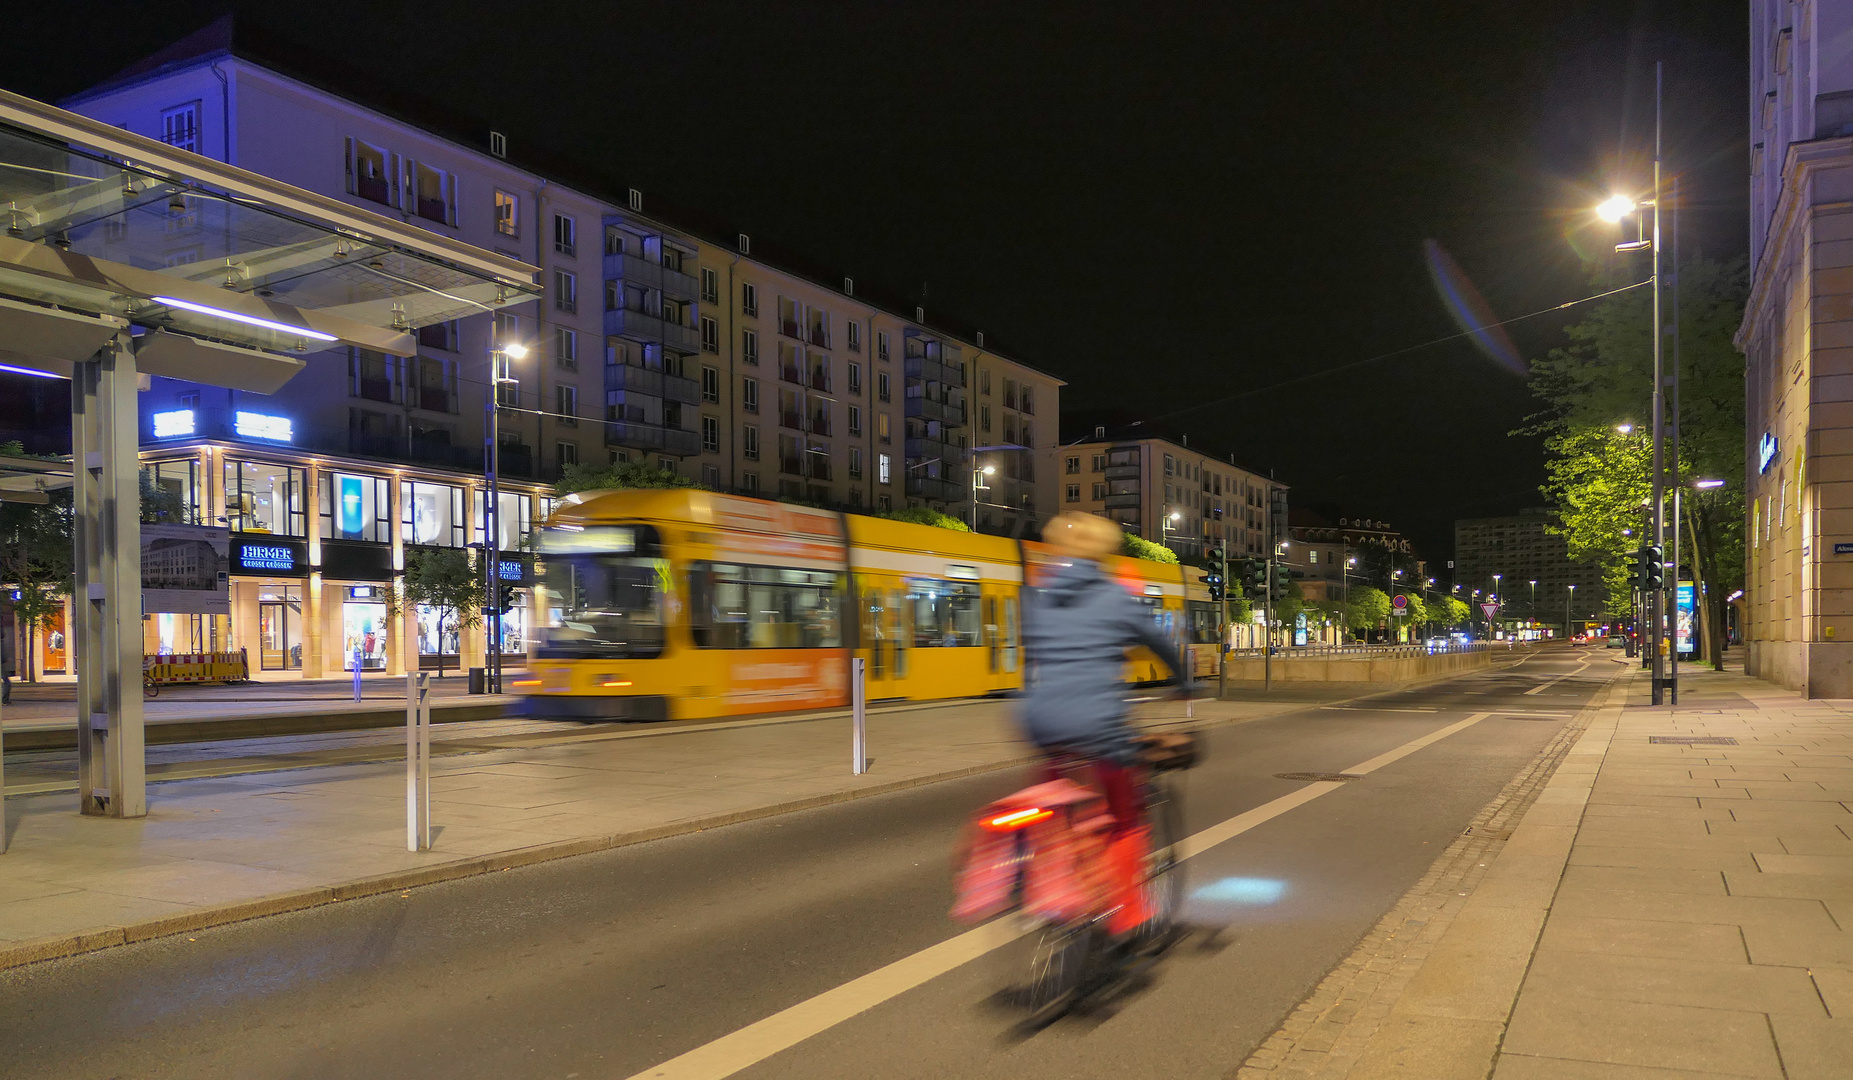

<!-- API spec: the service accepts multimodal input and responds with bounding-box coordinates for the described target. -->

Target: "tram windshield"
[535,524,668,659]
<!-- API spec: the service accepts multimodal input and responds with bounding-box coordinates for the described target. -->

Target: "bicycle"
[955,726,1198,1032]
[143,672,159,699]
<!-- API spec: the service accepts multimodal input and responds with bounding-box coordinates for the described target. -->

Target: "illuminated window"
[494,190,520,237]
[160,102,200,153]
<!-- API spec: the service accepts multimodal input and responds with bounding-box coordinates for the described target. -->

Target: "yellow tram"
[519,489,1224,722]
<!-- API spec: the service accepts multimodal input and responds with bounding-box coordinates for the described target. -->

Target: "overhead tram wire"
[1144,279,1653,425]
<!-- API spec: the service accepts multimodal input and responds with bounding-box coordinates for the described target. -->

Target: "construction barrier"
[143,648,251,686]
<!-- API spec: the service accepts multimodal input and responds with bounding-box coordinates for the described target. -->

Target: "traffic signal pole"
[1264,547,1274,693]
[1217,545,1229,701]
[1649,62,1667,706]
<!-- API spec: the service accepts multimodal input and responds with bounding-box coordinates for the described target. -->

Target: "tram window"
[908,580,982,648]
[1187,600,1221,645]
[536,554,667,659]
[690,563,842,649]
[891,589,907,677]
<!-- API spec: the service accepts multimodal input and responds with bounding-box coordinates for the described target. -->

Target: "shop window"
[402,480,465,547]
[341,585,391,671]
[144,458,200,524]
[319,471,392,543]
[224,459,307,536]
[473,489,532,550]
[258,584,303,670]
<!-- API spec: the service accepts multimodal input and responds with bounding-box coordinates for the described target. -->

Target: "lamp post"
[1566,583,1576,641]
[1594,60,1672,702]
[1528,579,1538,638]
[1161,509,1182,552]
[485,339,528,695]
[970,464,995,530]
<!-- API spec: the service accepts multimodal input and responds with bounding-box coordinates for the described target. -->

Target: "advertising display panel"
[1676,581,1697,657]
[142,524,230,614]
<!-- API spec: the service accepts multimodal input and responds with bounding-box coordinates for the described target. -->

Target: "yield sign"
[1480,602,1499,620]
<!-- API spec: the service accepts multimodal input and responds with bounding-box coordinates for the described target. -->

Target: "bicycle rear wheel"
[1135,775,1184,951]
[1015,916,1098,1031]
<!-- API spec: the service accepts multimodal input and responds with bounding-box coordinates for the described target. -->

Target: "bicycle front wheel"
[1137,775,1184,949]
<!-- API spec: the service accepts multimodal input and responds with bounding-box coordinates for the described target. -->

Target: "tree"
[1429,595,1468,633]
[1527,255,1747,666]
[1122,533,1178,564]
[0,491,72,682]
[1346,586,1391,640]
[1398,594,1427,640]
[401,548,485,678]
[878,505,971,531]
[554,460,699,497]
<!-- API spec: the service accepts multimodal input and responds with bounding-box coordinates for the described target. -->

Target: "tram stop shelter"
[0,87,539,824]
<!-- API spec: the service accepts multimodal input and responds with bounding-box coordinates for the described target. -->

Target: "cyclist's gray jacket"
[1018,557,1186,765]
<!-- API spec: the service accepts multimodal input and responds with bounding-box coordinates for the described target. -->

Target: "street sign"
[1480,602,1499,620]
[1392,594,1408,611]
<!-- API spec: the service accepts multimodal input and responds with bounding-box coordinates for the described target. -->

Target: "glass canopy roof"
[0,88,538,358]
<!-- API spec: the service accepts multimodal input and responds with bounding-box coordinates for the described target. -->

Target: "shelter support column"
[72,335,145,818]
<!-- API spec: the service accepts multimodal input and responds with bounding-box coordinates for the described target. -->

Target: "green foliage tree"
[877,505,972,531]
[554,460,699,497]
[0,491,72,682]
[1346,586,1391,640]
[1428,595,1468,632]
[1122,533,1178,564]
[401,548,485,678]
[1399,594,1427,639]
[1527,256,1747,666]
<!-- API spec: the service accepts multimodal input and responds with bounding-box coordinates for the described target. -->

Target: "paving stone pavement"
[1233,656,1853,1080]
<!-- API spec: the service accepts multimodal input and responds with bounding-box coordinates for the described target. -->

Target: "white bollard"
[1,692,7,855]
[406,670,431,851]
[353,647,363,703]
[851,657,867,775]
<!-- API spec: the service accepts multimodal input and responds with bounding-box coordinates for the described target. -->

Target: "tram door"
[859,579,901,700]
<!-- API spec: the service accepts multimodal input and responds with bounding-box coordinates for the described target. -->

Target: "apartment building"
[53,17,1064,677]
[1453,510,1603,625]
[1055,433,1278,561]
[1740,2,1853,695]
[1286,510,1425,604]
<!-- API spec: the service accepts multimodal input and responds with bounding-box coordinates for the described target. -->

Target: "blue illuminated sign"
[338,475,365,536]
[1759,432,1779,474]
[152,409,195,438]
[498,559,524,581]
[234,411,292,442]
[239,544,296,572]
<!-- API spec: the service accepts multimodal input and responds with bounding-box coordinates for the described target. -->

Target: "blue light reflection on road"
[1192,876,1288,905]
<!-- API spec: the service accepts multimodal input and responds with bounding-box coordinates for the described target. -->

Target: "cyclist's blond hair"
[1044,511,1122,561]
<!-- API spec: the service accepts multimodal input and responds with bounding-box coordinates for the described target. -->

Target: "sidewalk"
[1241,654,1853,1080]
[0,689,1316,970]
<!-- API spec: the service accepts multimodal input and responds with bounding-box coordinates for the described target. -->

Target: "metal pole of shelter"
[485,364,502,696]
[407,670,430,850]
[73,336,145,817]
[1649,61,1668,705]
[1669,171,1682,704]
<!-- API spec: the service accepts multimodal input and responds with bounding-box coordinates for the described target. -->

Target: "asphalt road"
[0,647,1619,1080]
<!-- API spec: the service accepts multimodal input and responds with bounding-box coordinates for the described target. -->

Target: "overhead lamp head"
[1694,478,1725,489]
[1615,423,1634,434]
[1596,195,1636,223]
[501,342,529,360]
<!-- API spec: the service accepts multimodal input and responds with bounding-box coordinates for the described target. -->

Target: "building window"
[847,322,861,352]
[1066,456,1080,474]
[848,361,862,395]
[878,453,892,485]
[319,471,392,543]
[980,404,991,432]
[659,457,676,474]
[556,384,578,425]
[1021,386,1035,415]
[743,424,760,460]
[700,267,719,303]
[877,331,891,361]
[347,138,391,206]
[554,213,576,256]
[877,413,891,444]
[742,377,759,413]
[554,269,577,314]
[701,316,720,353]
[417,321,458,351]
[161,102,201,153]
[1023,421,1034,448]
[980,368,992,395]
[1066,484,1081,503]
[702,463,721,487]
[743,472,760,493]
[348,348,400,403]
[557,441,579,468]
[848,405,862,436]
[1092,483,1107,500]
[556,327,578,370]
[144,459,198,524]
[1004,379,1017,410]
[225,460,308,537]
[407,161,455,225]
[703,415,720,453]
[877,372,891,402]
[662,297,687,327]
[742,329,759,366]
[849,447,863,479]
[494,190,520,236]
[742,282,759,317]
[702,365,720,403]
[493,311,521,350]
[604,225,626,255]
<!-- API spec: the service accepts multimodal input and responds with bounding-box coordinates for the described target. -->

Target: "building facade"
[1453,510,1604,628]
[1740,1,1853,695]
[43,19,1064,678]
[1286,510,1424,605]
[1054,434,1277,561]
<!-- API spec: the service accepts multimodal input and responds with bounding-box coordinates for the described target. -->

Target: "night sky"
[4,1,1748,560]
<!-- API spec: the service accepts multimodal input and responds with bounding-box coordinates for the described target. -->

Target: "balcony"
[905,436,967,467]
[605,421,699,456]
[603,250,699,302]
[1103,492,1142,511]
[1103,464,1141,480]
[904,354,963,388]
[779,357,804,385]
[905,475,963,502]
[779,409,806,431]
[904,394,964,426]
[604,307,700,354]
[605,363,700,405]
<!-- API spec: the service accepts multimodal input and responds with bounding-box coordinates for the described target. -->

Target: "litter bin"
[468,666,485,695]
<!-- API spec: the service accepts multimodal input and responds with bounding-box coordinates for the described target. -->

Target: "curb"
[0,754,1038,973]
[3,700,513,752]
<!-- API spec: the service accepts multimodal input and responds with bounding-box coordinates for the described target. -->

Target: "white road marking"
[1522,657,1593,696]
[622,712,1495,1080]
[1318,706,1438,713]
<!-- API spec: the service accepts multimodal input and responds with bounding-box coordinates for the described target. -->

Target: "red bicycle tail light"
[983,807,1053,831]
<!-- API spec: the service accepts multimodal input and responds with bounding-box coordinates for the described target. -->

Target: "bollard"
[1,693,7,855]
[352,647,363,703]
[851,656,867,775]
[406,671,431,851]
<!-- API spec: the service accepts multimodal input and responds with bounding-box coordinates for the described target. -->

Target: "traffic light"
[1272,562,1291,601]
[1200,570,1224,601]
[1244,558,1268,600]
[1200,547,1225,601]
[1643,545,1664,590]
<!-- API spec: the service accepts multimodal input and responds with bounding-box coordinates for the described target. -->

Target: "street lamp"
[970,464,996,530]
[1567,583,1577,640]
[1161,509,1182,550]
[1615,423,1634,435]
[485,339,529,694]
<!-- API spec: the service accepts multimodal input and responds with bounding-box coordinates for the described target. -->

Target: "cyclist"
[1018,511,1188,938]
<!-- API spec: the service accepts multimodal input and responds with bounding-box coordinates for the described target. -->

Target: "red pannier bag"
[950,778,1115,924]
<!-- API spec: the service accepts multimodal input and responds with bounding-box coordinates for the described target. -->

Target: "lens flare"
[1423,239,1526,377]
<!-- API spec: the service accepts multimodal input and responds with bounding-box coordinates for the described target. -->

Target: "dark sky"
[4,1,1748,560]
